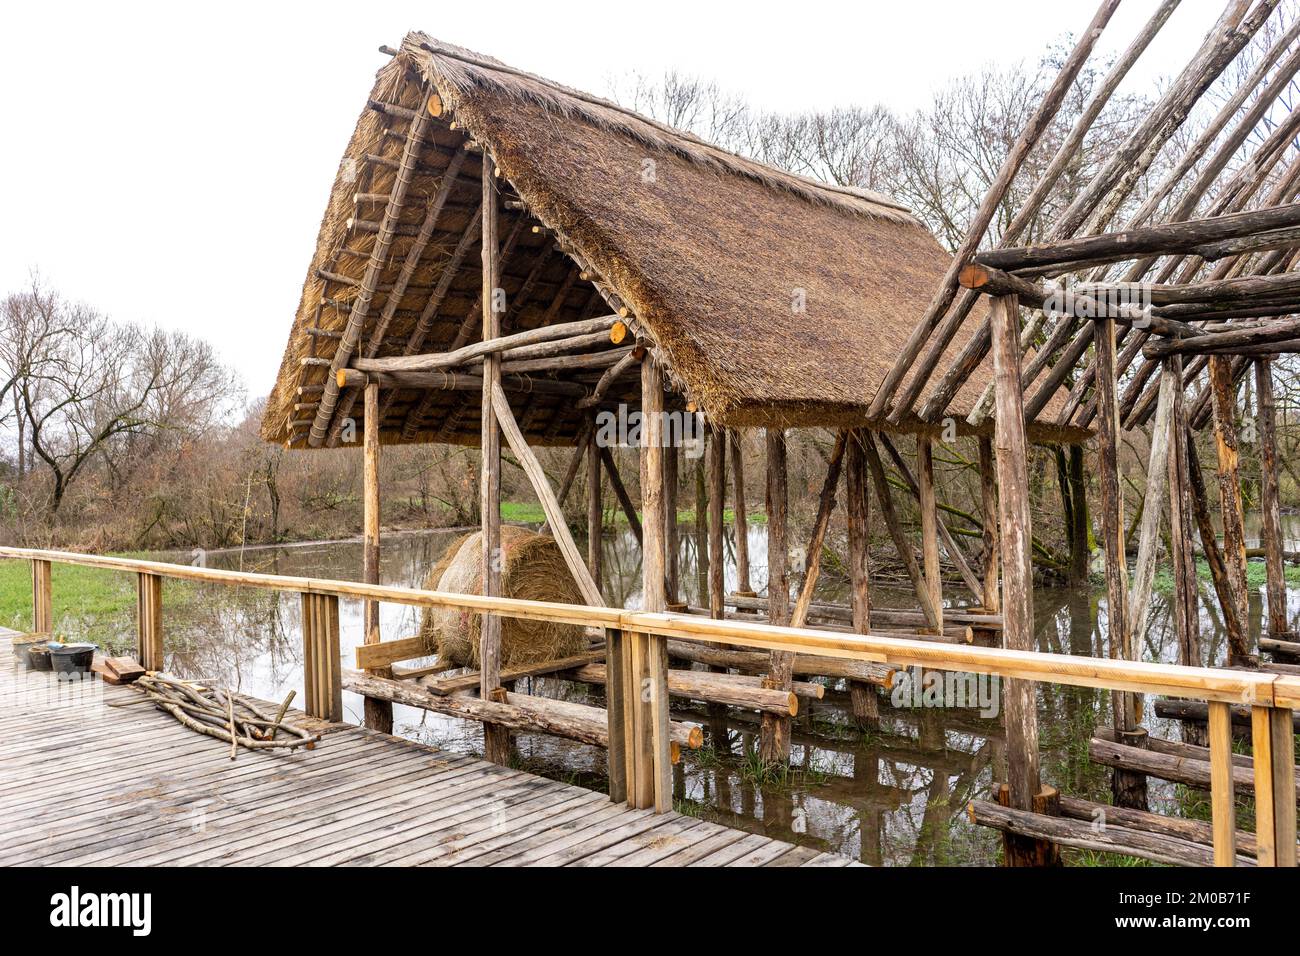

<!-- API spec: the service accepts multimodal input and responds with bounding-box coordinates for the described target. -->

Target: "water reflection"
[69,515,1299,866]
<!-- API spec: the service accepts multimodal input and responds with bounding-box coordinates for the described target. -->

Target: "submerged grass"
[1153,557,1300,594]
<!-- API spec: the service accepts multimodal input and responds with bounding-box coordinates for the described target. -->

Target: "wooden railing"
[4,544,1296,867]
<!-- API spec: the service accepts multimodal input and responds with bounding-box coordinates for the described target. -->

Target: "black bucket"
[49,643,95,675]
[23,643,52,672]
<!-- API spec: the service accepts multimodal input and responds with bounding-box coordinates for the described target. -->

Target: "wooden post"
[479,155,509,764]
[845,430,878,730]
[31,559,51,635]
[135,572,163,672]
[917,436,944,633]
[635,355,673,812]
[1207,701,1236,866]
[729,429,754,597]
[989,294,1058,866]
[1166,357,1202,672]
[862,434,941,630]
[587,416,603,592]
[760,427,793,764]
[362,381,392,734]
[977,436,1000,614]
[1097,310,1146,810]
[1067,444,1090,587]
[301,592,342,722]
[663,440,680,607]
[1256,359,1289,641]
[1128,367,1174,640]
[708,425,726,619]
[1209,355,1252,666]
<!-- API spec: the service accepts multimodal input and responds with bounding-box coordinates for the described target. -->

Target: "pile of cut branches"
[137,674,319,759]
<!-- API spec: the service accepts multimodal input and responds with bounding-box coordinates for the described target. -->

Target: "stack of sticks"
[137,674,320,759]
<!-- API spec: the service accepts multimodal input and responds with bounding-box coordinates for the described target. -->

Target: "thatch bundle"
[419,526,587,668]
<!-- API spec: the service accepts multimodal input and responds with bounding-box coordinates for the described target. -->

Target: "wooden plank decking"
[0,631,855,867]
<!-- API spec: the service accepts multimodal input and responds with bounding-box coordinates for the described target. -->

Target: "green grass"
[1153,557,1300,594]
[0,559,140,633]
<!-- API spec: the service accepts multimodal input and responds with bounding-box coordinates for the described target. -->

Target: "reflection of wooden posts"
[845,431,878,730]
[977,437,999,614]
[1096,310,1146,810]
[31,559,52,635]
[989,293,1058,866]
[586,415,603,591]
[1209,355,1251,666]
[760,427,793,764]
[729,430,754,597]
[1166,357,1201,671]
[362,381,392,734]
[479,157,509,764]
[917,436,943,633]
[302,592,342,722]
[633,355,672,811]
[1250,706,1298,868]
[1256,359,1288,642]
[136,572,163,672]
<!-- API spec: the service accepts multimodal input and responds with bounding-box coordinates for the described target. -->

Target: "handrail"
[4,545,1298,708]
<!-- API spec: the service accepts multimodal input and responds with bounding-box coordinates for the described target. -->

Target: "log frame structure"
[245,12,1298,864]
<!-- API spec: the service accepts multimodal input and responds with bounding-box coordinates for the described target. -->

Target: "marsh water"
[42,516,1300,866]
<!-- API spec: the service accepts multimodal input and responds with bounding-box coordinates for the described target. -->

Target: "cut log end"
[610,320,628,345]
[958,263,994,290]
[426,93,443,117]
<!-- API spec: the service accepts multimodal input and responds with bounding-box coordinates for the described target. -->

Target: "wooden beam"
[1127,366,1173,639]
[708,425,726,620]
[1209,355,1252,665]
[31,559,51,635]
[636,355,672,811]
[362,381,392,733]
[1208,701,1237,866]
[1256,359,1288,640]
[989,294,1044,826]
[845,430,878,729]
[490,382,603,607]
[136,572,163,672]
[586,418,603,592]
[729,429,754,596]
[1166,358,1201,670]
[917,436,944,633]
[760,427,793,764]
[353,316,621,374]
[862,434,941,630]
[791,431,848,628]
[302,592,342,722]
[977,437,1000,614]
[479,160,509,765]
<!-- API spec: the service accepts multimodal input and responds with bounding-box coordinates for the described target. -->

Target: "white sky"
[0,1,1225,405]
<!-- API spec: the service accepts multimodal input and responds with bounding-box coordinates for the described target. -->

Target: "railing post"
[136,572,163,671]
[1207,701,1236,866]
[1251,705,1298,867]
[302,592,342,722]
[31,559,52,634]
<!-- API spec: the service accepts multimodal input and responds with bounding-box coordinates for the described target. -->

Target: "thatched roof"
[262,33,1086,448]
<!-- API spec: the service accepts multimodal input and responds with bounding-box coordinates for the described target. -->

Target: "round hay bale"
[419,526,588,668]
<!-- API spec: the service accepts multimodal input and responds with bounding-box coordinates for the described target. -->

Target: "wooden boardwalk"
[0,632,855,867]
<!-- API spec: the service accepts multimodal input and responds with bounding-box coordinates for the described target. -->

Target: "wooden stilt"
[760,427,793,764]
[636,355,673,811]
[664,440,680,607]
[136,572,163,672]
[845,431,878,730]
[1097,310,1147,810]
[1209,355,1252,666]
[587,417,603,592]
[31,559,51,635]
[1187,432,1247,652]
[1256,359,1289,642]
[862,433,941,629]
[989,293,1058,866]
[917,436,944,633]
[706,423,730,745]
[1128,367,1174,640]
[1166,357,1202,672]
[978,436,1000,615]
[729,429,754,597]
[479,155,509,765]
[362,381,393,734]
